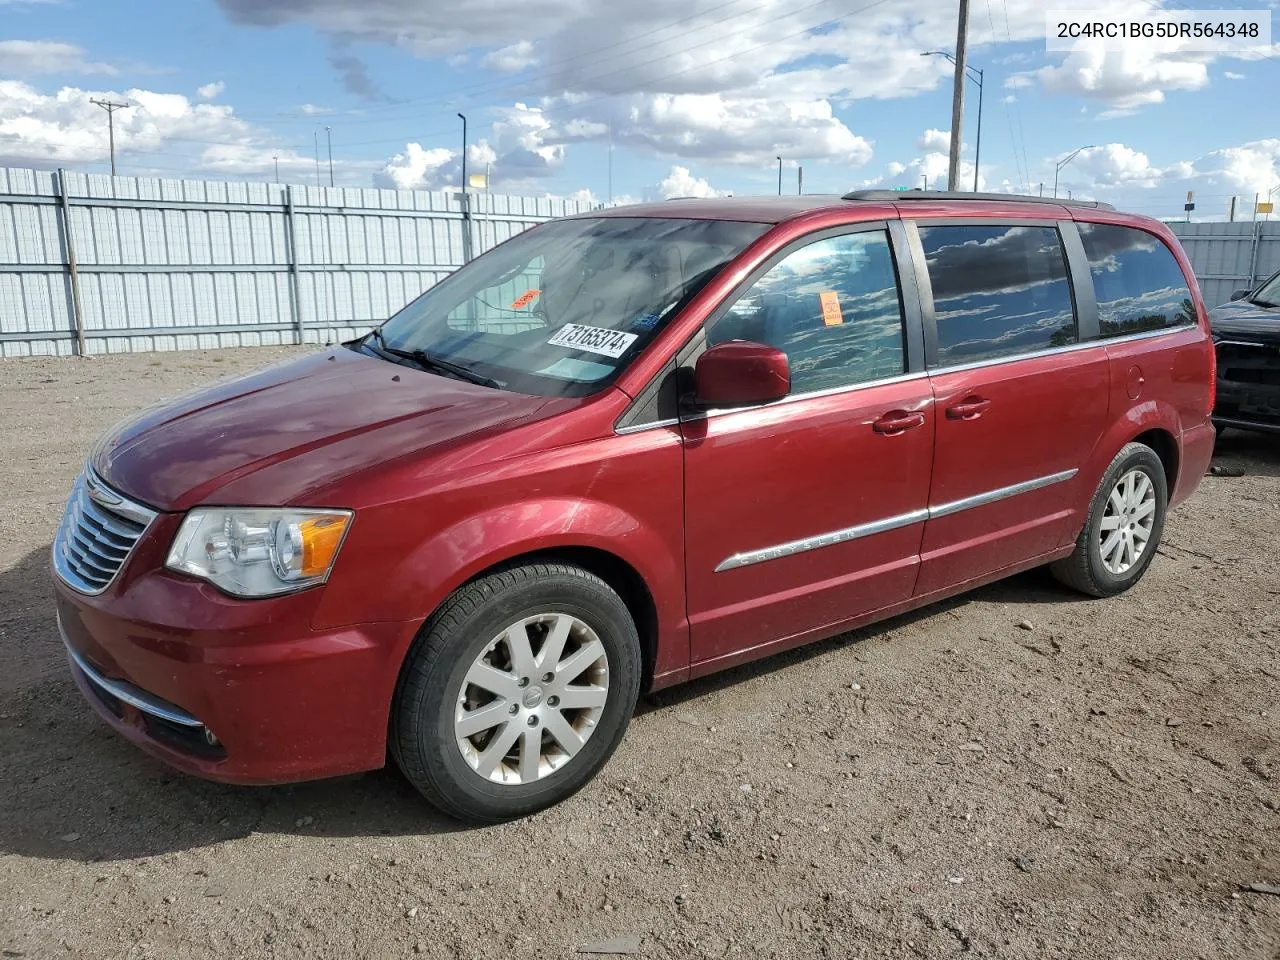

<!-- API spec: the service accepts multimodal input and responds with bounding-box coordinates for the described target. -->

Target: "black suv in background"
[1210,268,1280,435]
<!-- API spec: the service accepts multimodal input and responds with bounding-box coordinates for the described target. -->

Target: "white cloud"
[1029,45,1209,111]
[300,103,331,115]
[546,92,872,168]
[1224,71,1245,80]
[196,81,225,100]
[0,40,117,76]
[374,104,567,190]
[652,165,723,200]
[1194,138,1280,192]
[209,0,1061,168]
[0,79,322,181]
[375,142,455,190]
[879,128,983,192]
[1065,144,1175,189]
[917,129,951,154]
[480,40,536,73]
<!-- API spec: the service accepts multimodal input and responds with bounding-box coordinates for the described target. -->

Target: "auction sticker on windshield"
[548,323,639,359]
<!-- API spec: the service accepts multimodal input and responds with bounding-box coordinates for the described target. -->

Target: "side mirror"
[694,341,790,407]
[1229,289,1251,302]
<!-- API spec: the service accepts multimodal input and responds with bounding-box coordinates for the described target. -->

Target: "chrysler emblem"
[86,476,122,508]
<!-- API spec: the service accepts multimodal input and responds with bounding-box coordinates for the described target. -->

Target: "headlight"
[166,508,353,598]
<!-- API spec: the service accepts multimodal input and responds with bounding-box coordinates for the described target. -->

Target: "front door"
[908,220,1111,595]
[681,226,934,671]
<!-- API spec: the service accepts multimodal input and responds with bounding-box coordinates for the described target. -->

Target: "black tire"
[391,562,641,823]
[1050,442,1168,598]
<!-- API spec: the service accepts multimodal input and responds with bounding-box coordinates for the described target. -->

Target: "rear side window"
[918,224,1077,366]
[707,230,906,394]
[1077,223,1197,337]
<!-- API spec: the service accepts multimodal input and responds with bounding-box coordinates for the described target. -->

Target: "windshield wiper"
[364,329,502,388]
[1248,297,1280,308]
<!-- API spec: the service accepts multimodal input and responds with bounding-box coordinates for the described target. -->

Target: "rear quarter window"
[1077,223,1197,337]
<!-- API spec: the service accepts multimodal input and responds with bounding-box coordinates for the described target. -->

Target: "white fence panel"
[0,166,598,357]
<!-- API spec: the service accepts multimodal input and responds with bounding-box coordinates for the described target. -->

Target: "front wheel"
[1050,442,1168,598]
[391,563,641,823]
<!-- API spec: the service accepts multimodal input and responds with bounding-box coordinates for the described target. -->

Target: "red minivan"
[52,191,1216,822]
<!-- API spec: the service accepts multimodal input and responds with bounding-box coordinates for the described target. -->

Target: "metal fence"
[3,167,1277,359]
[1169,220,1280,308]
[0,166,597,358]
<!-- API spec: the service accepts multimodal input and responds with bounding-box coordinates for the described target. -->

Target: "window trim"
[906,218,1083,371]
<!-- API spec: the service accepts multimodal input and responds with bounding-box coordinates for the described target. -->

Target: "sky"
[0,0,1277,219]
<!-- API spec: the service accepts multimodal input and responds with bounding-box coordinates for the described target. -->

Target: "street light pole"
[776,156,783,196]
[325,126,334,187]
[923,51,983,191]
[1053,145,1094,198]
[457,113,468,194]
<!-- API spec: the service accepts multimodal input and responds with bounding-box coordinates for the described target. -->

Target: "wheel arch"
[456,546,661,693]
[1131,426,1179,494]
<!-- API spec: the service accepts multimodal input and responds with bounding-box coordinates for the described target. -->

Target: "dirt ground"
[0,347,1277,960]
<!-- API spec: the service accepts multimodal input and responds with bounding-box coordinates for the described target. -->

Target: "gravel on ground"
[1,348,1277,959]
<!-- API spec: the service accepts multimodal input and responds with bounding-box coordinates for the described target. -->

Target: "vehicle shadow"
[0,540,1152,864]
[0,545,466,864]
[1211,426,1280,478]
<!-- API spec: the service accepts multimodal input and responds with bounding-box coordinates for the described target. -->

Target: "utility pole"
[313,131,321,187]
[90,99,129,178]
[946,0,969,191]
[607,114,614,205]
[923,52,982,191]
[273,156,280,183]
[776,156,783,196]
[325,126,334,187]
[798,165,803,195]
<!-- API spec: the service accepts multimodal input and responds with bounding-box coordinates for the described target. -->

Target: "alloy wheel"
[454,613,610,785]
[1098,468,1157,575]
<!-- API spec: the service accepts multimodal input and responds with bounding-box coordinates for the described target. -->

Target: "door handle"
[945,396,991,420]
[872,411,926,435]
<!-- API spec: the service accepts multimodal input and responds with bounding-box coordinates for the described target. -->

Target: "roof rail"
[842,189,1115,212]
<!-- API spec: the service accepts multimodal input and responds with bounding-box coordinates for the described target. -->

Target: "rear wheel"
[1051,442,1168,598]
[391,563,641,823]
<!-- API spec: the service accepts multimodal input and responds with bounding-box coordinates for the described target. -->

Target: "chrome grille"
[53,469,157,595]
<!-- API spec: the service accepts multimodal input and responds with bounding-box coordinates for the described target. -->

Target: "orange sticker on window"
[510,289,541,309]
[819,290,843,326]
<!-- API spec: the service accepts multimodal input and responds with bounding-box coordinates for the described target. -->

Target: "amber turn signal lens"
[299,515,350,577]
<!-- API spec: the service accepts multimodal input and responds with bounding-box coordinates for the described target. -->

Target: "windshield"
[370,216,768,396]
[1252,270,1280,306]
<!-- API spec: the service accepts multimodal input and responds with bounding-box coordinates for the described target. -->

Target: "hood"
[1209,299,1280,343]
[93,348,557,511]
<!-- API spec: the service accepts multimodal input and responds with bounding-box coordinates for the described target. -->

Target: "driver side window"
[706,230,906,394]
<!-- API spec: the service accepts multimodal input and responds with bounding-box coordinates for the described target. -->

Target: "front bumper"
[54,574,421,786]
[1213,340,1280,434]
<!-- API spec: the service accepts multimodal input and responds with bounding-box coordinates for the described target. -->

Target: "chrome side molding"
[715,468,1079,572]
[715,509,930,572]
[928,469,1078,519]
